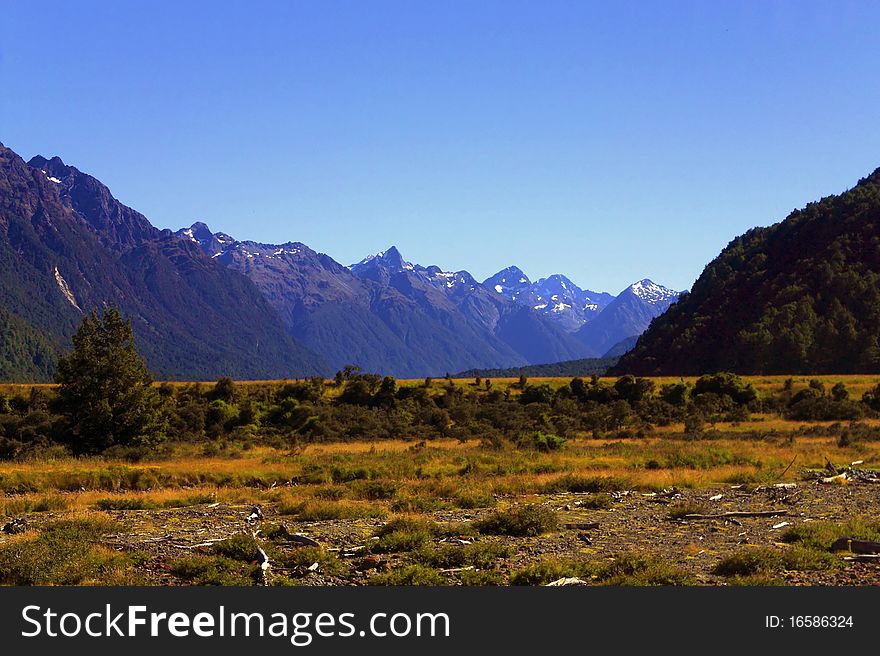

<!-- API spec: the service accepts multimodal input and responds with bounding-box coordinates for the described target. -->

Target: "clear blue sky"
[2,1,879,293]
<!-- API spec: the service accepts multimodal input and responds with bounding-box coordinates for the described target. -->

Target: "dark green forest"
[617,167,880,375]
[455,356,618,379]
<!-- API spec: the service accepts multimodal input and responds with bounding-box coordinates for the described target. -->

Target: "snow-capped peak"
[482,266,531,298]
[627,279,679,305]
[351,246,414,272]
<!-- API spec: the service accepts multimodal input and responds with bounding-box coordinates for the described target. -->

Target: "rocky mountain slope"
[574,279,679,356]
[0,143,325,381]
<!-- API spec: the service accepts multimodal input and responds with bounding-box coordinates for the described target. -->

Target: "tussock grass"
[280,546,346,575]
[367,564,447,586]
[667,502,710,520]
[781,518,880,550]
[541,474,630,494]
[0,516,143,585]
[277,499,387,521]
[510,553,692,586]
[474,504,558,537]
[0,495,69,516]
[170,556,254,586]
[411,542,514,569]
[368,516,437,553]
[713,545,838,577]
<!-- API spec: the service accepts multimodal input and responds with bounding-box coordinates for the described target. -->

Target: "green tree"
[54,306,166,454]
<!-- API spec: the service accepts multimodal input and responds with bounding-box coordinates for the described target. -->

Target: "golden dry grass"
[2,433,875,516]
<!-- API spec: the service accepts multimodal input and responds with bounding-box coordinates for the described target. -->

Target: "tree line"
[2,307,880,459]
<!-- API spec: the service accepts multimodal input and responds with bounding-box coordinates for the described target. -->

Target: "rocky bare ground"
[8,479,872,586]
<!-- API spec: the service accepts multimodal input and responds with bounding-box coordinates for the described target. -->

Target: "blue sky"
[2,1,879,293]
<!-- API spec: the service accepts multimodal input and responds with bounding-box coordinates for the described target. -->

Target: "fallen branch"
[831,538,880,554]
[564,522,600,530]
[778,454,798,480]
[682,510,789,520]
[843,554,880,563]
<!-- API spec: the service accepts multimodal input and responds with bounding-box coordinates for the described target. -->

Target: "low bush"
[367,564,446,586]
[541,474,630,494]
[474,505,558,537]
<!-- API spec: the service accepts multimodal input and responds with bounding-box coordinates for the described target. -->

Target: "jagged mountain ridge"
[179,227,596,376]
[0,140,682,382]
[0,142,326,381]
[574,279,679,355]
[482,268,614,332]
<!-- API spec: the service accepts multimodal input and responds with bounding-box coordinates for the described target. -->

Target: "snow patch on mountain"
[628,279,678,305]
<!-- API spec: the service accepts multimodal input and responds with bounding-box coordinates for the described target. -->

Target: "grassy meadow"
[2,374,880,586]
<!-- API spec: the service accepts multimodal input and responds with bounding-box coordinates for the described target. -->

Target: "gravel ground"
[33,479,872,586]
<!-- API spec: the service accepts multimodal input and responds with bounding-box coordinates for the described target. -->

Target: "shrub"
[541,474,629,494]
[693,372,758,406]
[510,558,588,585]
[781,518,880,550]
[712,550,779,577]
[171,556,253,585]
[210,534,262,562]
[367,564,446,586]
[667,502,709,520]
[368,517,437,553]
[280,547,346,576]
[460,569,505,585]
[474,505,558,537]
[516,431,566,452]
[595,553,693,585]
[412,542,514,569]
[277,500,387,521]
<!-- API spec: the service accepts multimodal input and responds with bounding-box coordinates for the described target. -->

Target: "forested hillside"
[616,168,880,375]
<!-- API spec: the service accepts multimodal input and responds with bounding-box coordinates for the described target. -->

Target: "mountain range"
[177,223,681,375]
[0,141,680,381]
[0,144,325,381]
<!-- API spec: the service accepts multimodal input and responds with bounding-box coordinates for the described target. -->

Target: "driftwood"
[778,454,798,480]
[830,538,880,554]
[564,522,600,530]
[843,554,880,563]
[682,510,788,521]
[545,577,589,587]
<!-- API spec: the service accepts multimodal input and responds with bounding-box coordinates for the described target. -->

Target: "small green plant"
[579,493,613,510]
[280,546,346,576]
[412,542,514,569]
[277,500,386,521]
[510,558,589,585]
[368,517,437,553]
[210,534,262,562]
[541,474,630,494]
[712,550,780,577]
[367,564,446,586]
[171,556,253,585]
[594,553,693,586]
[666,502,709,520]
[460,569,505,585]
[781,518,880,550]
[474,504,558,537]
[351,479,399,500]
